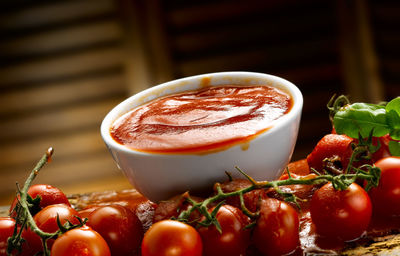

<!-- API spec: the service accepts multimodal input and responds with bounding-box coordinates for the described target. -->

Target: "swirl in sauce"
[110,85,292,154]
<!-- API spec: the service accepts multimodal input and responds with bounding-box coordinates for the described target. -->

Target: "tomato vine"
[175,141,381,231]
[7,148,85,256]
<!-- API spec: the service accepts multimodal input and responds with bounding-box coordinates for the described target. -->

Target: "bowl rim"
[100,71,303,156]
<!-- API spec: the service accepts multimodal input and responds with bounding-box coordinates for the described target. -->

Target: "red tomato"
[78,207,98,220]
[9,184,70,217]
[51,225,110,256]
[22,204,81,253]
[369,157,400,217]
[253,198,300,256]
[87,205,143,255]
[307,134,354,173]
[0,217,15,256]
[286,159,311,176]
[141,220,202,256]
[1,217,34,256]
[310,182,372,241]
[198,205,250,256]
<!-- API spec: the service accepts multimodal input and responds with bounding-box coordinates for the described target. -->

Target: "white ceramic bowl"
[101,72,303,202]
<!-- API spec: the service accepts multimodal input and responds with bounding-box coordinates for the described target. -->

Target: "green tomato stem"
[178,164,379,227]
[7,148,76,256]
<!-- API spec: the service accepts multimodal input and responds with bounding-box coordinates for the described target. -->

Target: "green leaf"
[333,103,389,138]
[386,97,400,115]
[386,98,400,140]
[387,110,400,140]
[389,140,400,157]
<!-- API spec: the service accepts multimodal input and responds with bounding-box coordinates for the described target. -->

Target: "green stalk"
[7,148,85,256]
[20,148,55,237]
[176,155,380,228]
[8,148,55,256]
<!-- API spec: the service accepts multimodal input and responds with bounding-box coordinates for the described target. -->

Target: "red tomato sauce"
[110,85,292,153]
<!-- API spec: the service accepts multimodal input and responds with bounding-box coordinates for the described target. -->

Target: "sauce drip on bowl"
[110,85,292,153]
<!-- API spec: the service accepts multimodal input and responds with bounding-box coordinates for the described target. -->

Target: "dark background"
[0,0,399,204]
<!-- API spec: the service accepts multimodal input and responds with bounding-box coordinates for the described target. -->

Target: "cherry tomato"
[78,207,98,220]
[9,184,70,217]
[307,134,354,173]
[286,158,311,176]
[141,220,202,256]
[22,204,81,253]
[87,205,143,255]
[0,217,15,256]
[0,217,34,256]
[253,198,300,256]
[310,182,372,241]
[198,205,250,256]
[51,225,110,256]
[369,157,400,217]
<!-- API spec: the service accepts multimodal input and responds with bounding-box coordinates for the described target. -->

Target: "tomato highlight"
[51,225,111,256]
[141,220,202,256]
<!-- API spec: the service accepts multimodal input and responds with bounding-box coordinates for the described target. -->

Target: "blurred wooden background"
[0,0,399,205]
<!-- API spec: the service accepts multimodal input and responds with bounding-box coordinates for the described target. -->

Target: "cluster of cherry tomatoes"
[308,133,400,237]
[141,196,301,256]
[0,184,143,256]
[145,134,400,256]
[307,134,400,232]
[142,134,400,256]
[1,133,400,256]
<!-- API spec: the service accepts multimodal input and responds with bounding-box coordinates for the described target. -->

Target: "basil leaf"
[386,97,400,140]
[386,97,400,116]
[333,103,389,138]
[389,140,400,157]
[387,110,400,140]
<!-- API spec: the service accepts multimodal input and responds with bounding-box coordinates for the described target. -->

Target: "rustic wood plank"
[117,0,172,94]
[167,0,303,29]
[0,74,126,116]
[0,151,122,202]
[0,98,121,142]
[377,34,400,51]
[0,0,115,31]
[275,64,341,88]
[177,37,335,75]
[336,0,384,103]
[342,234,400,255]
[172,11,333,54]
[386,85,400,100]
[0,20,123,58]
[139,0,174,85]
[34,152,119,188]
[0,128,108,169]
[179,55,337,82]
[0,47,124,87]
[382,59,400,76]
[372,2,400,23]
